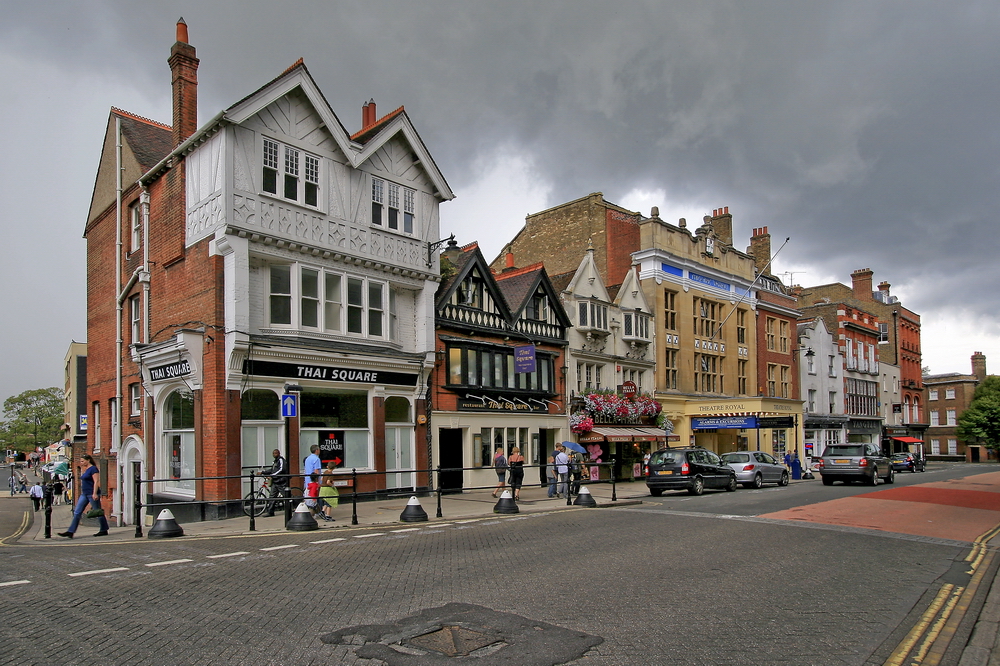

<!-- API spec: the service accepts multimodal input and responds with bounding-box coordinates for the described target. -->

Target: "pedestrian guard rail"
[126,461,621,538]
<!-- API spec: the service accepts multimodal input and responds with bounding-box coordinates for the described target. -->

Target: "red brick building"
[797,269,926,450]
[796,272,885,447]
[84,20,452,524]
[924,352,993,460]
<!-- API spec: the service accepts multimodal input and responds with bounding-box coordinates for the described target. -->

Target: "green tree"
[1,387,65,454]
[957,377,1000,450]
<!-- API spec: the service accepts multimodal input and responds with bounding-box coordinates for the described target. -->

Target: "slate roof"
[495,263,545,313]
[112,108,172,172]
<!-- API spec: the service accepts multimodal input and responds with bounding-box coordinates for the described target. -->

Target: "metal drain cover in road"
[320,602,603,665]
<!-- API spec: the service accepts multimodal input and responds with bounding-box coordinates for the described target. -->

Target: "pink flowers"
[582,390,661,419]
[570,413,594,434]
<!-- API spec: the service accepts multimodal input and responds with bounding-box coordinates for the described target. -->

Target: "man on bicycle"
[260,448,289,517]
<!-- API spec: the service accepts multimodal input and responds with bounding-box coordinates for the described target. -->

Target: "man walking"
[28,482,44,511]
[303,445,322,492]
[260,448,289,517]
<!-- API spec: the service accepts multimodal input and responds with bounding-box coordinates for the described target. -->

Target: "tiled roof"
[350,105,406,144]
[112,108,172,172]
[495,263,544,312]
[549,270,575,293]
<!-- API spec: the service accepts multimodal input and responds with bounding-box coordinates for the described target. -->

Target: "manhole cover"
[409,625,498,656]
[321,602,602,665]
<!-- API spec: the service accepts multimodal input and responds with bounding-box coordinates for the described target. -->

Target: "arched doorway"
[384,396,414,491]
[119,435,145,527]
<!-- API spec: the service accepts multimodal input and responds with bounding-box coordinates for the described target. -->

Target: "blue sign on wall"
[688,271,731,292]
[691,416,757,430]
[514,345,536,373]
[661,263,684,277]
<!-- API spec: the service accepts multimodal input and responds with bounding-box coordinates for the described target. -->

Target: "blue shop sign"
[688,271,731,292]
[692,416,757,430]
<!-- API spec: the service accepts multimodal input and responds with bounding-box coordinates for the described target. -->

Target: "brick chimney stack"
[748,226,771,275]
[972,351,987,382]
[711,206,733,247]
[169,17,199,147]
[851,268,875,301]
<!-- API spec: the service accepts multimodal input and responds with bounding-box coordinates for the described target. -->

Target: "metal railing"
[129,461,621,537]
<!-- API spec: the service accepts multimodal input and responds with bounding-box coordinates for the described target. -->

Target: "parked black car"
[646,447,738,496]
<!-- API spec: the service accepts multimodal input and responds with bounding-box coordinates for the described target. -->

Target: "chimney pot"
[176,17,188,44]
[505,249,515,269]
[724,206,729,214]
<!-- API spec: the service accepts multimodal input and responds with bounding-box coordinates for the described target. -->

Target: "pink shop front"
[575,427,667,480]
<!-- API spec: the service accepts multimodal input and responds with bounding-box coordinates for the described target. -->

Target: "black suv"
[645,447,738,496]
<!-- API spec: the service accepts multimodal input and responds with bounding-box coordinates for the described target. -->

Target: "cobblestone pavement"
[0,501,974,666]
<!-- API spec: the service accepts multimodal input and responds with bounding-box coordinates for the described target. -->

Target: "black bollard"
[43,483,52,539]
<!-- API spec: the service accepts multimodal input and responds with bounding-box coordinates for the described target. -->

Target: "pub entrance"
[438,428,464,493]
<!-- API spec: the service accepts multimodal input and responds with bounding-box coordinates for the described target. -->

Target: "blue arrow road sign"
[281,394,297,418]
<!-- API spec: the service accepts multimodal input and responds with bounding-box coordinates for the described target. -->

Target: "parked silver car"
[818,443,894,486]
[720,451,789,489]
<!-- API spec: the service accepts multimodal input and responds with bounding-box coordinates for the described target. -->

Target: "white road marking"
[391,528,420,533]
[68,567,129,577]
[206,552,249,559]
[353,533,385,538]
[0,580,31,587]
[145,559,193,567]
[260,544,299,551]
[310,537,346,544]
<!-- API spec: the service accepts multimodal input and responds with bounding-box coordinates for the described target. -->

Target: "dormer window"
[527,293,548,321]
[262,138,320,208]
[456,276,483,308]
[372,177,415,233]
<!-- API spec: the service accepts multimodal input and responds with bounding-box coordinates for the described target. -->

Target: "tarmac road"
[0,463,996,665]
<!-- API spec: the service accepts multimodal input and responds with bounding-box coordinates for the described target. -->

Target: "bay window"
[267,263,392,340]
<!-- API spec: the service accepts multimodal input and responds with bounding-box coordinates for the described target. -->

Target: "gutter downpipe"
[114,118,124,524]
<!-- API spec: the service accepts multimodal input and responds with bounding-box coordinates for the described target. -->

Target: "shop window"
[299,389,370,470]
[162,389,195,494]
[241,390,280,421]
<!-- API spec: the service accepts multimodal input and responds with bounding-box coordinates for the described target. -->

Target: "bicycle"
[242,475,302,517]
[242,475,271,517]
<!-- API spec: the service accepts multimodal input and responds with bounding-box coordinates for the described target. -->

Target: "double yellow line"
[0,510,31,546]
[885,523,1000,665]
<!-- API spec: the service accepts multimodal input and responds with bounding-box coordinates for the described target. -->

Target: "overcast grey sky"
[1,1,998,402]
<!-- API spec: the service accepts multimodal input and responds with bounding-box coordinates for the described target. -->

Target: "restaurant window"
[299,389,370,469]
[162,389,195,494]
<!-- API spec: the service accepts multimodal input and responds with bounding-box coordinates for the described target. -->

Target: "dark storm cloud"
[1,1,997,398]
